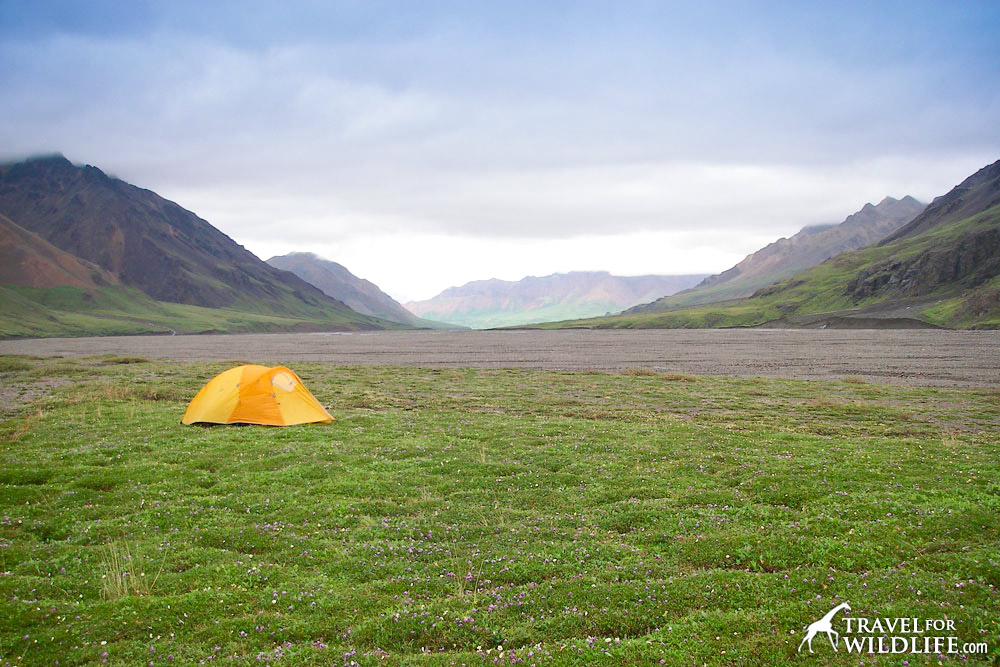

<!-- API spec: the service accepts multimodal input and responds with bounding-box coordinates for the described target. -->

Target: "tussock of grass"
[99,540,165,600]
[4,408,44,441]
[620,367,659,376]
[31,361,93,377]
[660,372,698,382]
[88,354,153,365]
[620,369,698,381]
[0,356,33,372]
[805,397,848,408]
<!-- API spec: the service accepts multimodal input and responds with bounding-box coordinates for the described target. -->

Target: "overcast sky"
[2,1,999,301]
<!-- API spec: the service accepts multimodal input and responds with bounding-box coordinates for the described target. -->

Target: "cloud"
[169,154,992,244]
[255,229,755,303]
[1,1,998,298]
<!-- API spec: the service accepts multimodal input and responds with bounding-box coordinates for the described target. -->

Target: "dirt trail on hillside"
[2,330,998,387]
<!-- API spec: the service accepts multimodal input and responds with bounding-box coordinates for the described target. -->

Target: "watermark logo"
[797,601,990,657]
[798,602,850,653]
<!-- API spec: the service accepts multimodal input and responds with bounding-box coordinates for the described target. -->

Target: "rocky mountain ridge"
[629,195,925,312]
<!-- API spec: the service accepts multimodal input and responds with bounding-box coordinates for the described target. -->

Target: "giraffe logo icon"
[798,602,851,653]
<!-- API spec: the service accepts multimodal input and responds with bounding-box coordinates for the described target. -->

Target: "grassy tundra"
[0,356,997,665]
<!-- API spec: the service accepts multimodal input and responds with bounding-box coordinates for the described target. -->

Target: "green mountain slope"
[0,283,401,339]
[525,161,1000,330]
[629,195,925,311]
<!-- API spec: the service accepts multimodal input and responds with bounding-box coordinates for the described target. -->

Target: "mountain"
[0,155,402,337]
[266,252,455,328]
[879,161,1000,244]
[405,271,708,329]
[0,155,349,315]
[0,213,118,289]
[628,195,925,312]
[526,161,1000,330]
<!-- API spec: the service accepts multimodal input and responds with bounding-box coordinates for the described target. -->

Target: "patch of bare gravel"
[0,376,71,415]
[0,329,997,387]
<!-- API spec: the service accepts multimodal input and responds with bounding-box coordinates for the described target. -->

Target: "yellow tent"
[182,365,333,426]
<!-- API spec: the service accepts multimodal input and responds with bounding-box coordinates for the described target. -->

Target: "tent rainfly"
[182,365,333,426]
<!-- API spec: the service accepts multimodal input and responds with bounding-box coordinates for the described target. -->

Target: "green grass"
[1,357,998,664]
[525,301,782,330]
[0,284,407,339]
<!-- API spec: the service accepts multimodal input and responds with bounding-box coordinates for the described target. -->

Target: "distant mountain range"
[266,252,456,329]
[527,160,1000,329]
[406,271,708,329]
[631,195,925,312]
[0,155,403,337]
